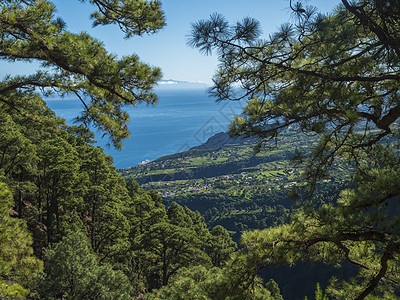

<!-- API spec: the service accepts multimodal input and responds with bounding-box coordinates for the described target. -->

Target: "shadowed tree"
[0,182,42,298]
[206,225,237,267]
[146,252,282,300]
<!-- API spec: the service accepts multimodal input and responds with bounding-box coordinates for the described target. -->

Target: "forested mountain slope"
[0,100,245,298]
[120,128,356,298]
[2,0,400,299]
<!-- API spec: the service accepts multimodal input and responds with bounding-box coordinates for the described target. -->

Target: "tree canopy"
[0,0,165,148]
[0,182,42,299]
[188,0,400,165]
[3,0,400,298]
[190,0,400,298]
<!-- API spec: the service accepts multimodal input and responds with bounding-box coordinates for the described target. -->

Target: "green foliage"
[146,248,281,300]
[39,229,132,299]
[0,103,134,258]
[0,0,165,148]
[1,103,237,297]
[146,261,273,300]
[84,0,165,37]
[305,283,328,300]
[189,1,400,184]
[0,93,239,296]
[0,1,168,288]
[265,279,283,300]
[140,221,211,289]
[0,1,244,298]
[239,164,400,298]
[132,202,215,290]
[0,182,42,299]
[206,225,237,267]
[190,0,400,298]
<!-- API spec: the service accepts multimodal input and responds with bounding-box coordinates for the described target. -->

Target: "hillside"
[119,127,355,299]
[120,126,353,230]
[2,1,399,299]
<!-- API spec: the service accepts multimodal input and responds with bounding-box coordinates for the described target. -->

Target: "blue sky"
[2,0,339,84]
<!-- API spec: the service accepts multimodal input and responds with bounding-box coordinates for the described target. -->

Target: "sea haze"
[46,88,244,169]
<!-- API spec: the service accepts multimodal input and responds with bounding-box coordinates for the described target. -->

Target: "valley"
[120,127,353,235]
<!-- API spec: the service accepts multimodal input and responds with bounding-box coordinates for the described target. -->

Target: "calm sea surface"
[46,88,244,169]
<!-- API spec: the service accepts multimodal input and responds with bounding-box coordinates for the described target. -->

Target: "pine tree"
[39,229,131,299]
[189,1,400,298]
[0,182,42,298]
[0,0,165,148]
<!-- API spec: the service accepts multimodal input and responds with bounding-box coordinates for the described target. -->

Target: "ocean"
[46,88,244,169]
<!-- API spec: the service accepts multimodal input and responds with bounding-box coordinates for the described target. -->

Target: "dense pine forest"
[1,0,400,299]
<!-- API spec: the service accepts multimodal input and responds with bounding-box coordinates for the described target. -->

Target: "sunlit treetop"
[0,0,166,148]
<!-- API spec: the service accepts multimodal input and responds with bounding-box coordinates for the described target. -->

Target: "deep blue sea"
[46,88,244,169]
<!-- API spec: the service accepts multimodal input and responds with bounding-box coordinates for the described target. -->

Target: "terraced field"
[119,127,352,234]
